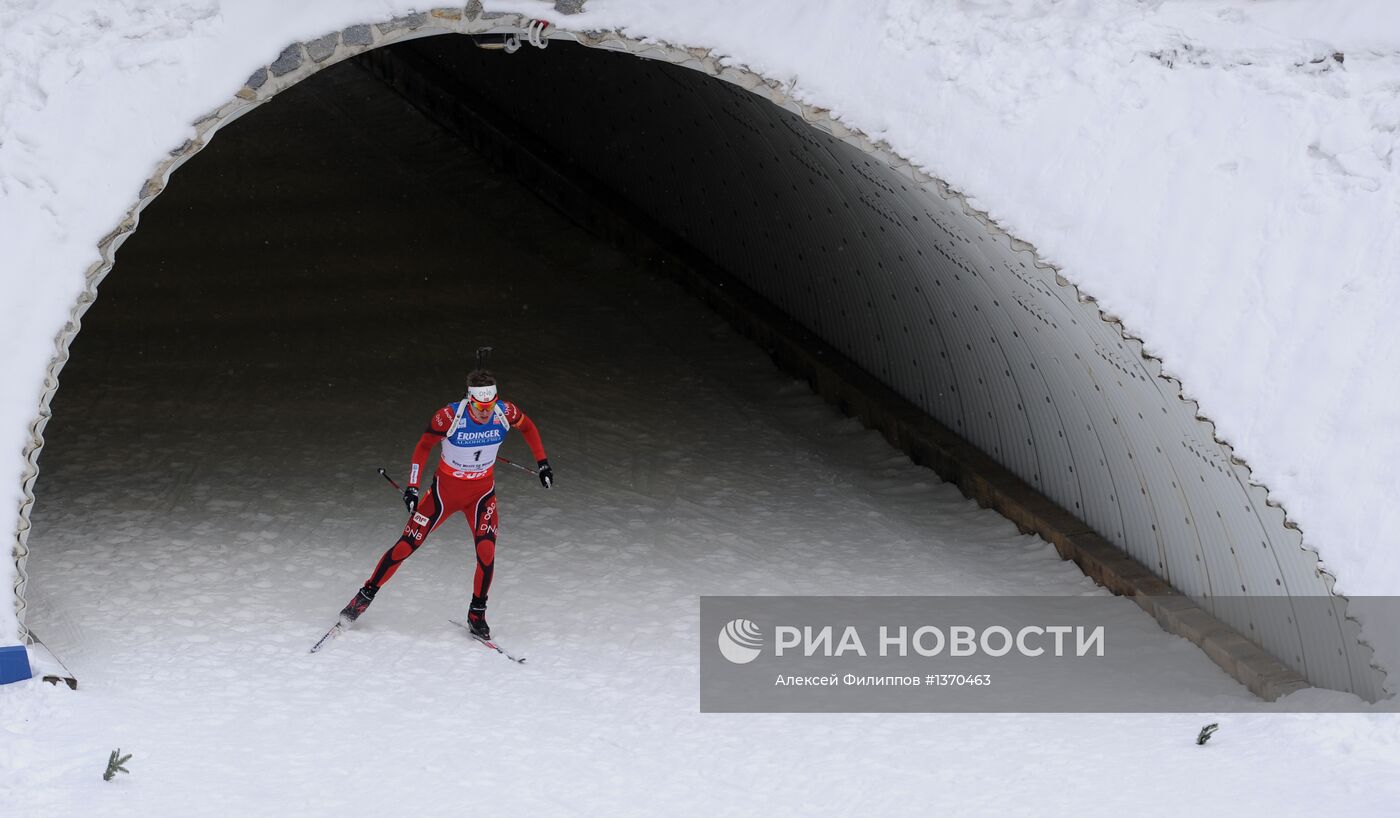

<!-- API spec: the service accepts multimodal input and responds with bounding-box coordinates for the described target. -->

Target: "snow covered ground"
[3,62,1399,816]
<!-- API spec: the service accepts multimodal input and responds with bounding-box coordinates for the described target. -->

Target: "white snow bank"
[4,0,1400,642]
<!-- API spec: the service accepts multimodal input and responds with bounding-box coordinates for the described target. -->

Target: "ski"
[449,619,526,663]
[310,619,348,653]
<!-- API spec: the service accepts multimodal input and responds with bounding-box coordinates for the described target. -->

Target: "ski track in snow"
[2,61,1399,816]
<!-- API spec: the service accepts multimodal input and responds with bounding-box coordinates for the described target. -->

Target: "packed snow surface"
[3,65,1399,814]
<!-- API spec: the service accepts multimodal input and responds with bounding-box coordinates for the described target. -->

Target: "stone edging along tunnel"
[8,12,1385,700]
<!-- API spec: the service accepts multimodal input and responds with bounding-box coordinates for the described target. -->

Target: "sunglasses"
[468,384,498,413]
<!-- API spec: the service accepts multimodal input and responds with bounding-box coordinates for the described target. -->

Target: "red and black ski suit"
[364,399,546,602]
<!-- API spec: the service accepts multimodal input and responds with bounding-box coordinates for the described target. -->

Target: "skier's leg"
[467,489,498,637]
[470,489,498,599]
[366,477,449,589]
[339,477,460,624]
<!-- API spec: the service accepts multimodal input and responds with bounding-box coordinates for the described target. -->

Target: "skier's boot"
[467,595,490,640]
[339,585,378,625]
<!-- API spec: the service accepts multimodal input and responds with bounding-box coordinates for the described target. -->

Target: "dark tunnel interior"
[20,32,1379,698]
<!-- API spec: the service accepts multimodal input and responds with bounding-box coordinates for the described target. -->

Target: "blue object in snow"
[0,644,33,684]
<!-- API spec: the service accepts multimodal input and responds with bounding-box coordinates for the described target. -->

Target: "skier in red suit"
[338,368,553,639]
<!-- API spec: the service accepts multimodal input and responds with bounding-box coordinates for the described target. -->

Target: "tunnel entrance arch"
[11,9,1383,699]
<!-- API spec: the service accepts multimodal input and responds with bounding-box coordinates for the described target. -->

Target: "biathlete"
[337,368,553,639]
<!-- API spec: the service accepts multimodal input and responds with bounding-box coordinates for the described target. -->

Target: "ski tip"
[450,619,526,663]
[310,621,345,653]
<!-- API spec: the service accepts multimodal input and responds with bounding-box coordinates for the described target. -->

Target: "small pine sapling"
[103,748,133,781]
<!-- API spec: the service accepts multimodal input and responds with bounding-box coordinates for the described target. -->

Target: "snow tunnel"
[11,14,1383,699]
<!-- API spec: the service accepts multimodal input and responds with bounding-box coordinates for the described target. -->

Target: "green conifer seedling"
[103,748,133,781]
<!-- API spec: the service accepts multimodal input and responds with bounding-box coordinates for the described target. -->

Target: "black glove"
[537,459,554,489]
[403,486,420,512]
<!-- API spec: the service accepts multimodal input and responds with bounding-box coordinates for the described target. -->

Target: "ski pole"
[496,456,538,476]
[377,467,402,491]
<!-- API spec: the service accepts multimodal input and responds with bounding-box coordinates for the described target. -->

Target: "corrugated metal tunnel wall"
[388,35,1379,698]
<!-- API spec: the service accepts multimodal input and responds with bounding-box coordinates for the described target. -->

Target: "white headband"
[468,384,498,402]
